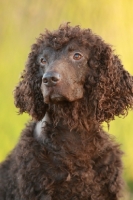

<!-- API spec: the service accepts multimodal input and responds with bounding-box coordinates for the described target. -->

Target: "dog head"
[14,24,133,123]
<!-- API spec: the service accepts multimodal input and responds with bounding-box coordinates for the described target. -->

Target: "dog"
[0,23,133,200]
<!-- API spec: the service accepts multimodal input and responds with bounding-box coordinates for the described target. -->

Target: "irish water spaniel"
[0,23,133,200]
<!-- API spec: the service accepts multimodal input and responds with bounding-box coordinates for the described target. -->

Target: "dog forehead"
[40,41,88,58]
[42,47,55,55]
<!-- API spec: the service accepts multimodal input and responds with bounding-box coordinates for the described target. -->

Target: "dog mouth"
[42,87,66,104]
[45,93,66,104]
[41,82,84,104]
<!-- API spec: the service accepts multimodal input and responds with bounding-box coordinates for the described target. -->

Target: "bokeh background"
[0,0,133,199]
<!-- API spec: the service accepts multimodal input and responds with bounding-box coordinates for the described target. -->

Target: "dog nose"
[42,72,61,86]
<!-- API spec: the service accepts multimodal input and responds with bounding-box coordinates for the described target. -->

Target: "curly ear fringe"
[14,80,47,121]
[14,48,48,121]
[87,43,133,123]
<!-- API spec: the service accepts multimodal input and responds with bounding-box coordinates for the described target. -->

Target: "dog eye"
[40,58,46,65]
[73,53,83,60]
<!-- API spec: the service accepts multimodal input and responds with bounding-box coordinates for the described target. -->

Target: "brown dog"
[0,24,133,200]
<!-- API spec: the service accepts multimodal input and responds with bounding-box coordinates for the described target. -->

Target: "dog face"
[14,24,133,122]
[38,43,89,104]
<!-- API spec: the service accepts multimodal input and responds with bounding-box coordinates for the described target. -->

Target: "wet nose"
[42,72,61,87]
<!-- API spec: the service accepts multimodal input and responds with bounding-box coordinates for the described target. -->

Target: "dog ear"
[14,43,47,121]
[86,39,133,123]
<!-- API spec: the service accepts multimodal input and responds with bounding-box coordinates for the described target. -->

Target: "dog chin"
[44,94,67,104]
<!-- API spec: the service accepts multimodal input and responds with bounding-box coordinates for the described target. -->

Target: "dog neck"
[34,110,99,145]
[34,111,74,141]
[34,112,50,141]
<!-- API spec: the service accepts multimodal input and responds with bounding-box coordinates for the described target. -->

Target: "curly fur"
[0,23,133,200]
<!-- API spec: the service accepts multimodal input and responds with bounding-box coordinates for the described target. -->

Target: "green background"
[0,1,133,199]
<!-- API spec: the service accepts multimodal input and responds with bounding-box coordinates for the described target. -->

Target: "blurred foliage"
[0,0,133,199]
